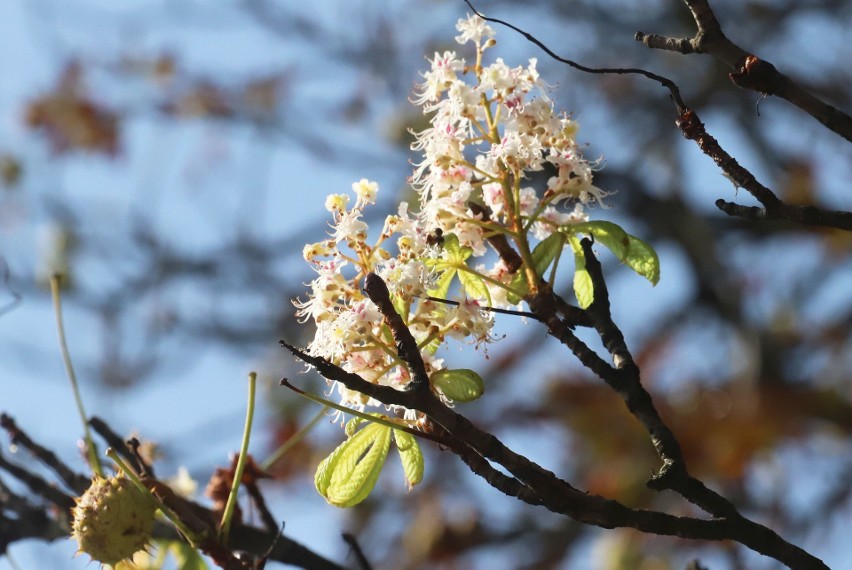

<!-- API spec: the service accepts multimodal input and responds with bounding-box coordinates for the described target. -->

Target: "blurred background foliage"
[1,0,850,568]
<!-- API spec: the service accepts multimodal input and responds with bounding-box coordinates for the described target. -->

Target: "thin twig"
[1,413,90,494]
[463,1,688,112]
[635,0,852,141]
[469,1,852,231]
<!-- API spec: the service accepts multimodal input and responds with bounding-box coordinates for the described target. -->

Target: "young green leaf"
[441,233,472,264]
[391,293,409,324]
[573,265,594,309]
[393,429,425,489]
[570,221,629,260]
[322,422,392,507]
[458,270,491,305]
[505,271,528,305]
[431,368,484,402]
[427,268,456,299]
[315,439,349,498]
[531,232,566,277]
[570,238,594,309]
[624,234,660,285]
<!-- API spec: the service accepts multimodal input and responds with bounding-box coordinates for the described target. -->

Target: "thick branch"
[281,271,828,569]
[677,110,852,231]
[279,338,828,569]
[715,199,852,230]
[635,0,852,141]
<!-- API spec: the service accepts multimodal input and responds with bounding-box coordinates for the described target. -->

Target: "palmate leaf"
[458,269,491,305]
[425,232,492,303]
[392,429,424,489]
[316,422,392,508]
[564,221,660,286]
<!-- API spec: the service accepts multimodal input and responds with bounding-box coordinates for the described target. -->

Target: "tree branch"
[634,0,852,142]
[280,273,829,569]
[0,414,345,570]
[466,2,851,231]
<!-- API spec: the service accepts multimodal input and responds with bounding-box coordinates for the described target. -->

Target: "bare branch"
[469,2,851,231]
[635,0,852,141]
[280,272,830,569]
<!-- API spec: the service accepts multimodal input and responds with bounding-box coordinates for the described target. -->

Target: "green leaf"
[427,268,456,299]
[569,221,630,260]
[574,266,593,309]
[570,238,594,309]
[566,222,660,286]
[344,412,383,438]
[315,438,349,497]
[624,234,660,285]
[505,272,528,305]
[441,233,471,264]
[457,270,491,304]
[323,422,392,507]
[391,293,408,323]
[430,368,484,403]
[531,232,566,277]
[393,429,424,488]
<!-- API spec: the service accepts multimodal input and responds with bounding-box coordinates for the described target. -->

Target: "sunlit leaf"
[314,439,348,498]
[564,222,660,286]
[506,272,528,305]
[458,270,491,305]
[442,233,472,264]
[570,221,630,260]
[624,235,660,285]
[532,232,566,278]
[323,422,392,507]
[431,368,484,403]
[427,268,456,299]
[393,429,424,488]
[391,293,409,323]
[570,238,594,309]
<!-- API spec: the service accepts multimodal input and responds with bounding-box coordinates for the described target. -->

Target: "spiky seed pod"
[71,473,157,566]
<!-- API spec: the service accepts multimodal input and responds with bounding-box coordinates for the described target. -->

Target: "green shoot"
[50,274,102,477]
[218,372,257,546]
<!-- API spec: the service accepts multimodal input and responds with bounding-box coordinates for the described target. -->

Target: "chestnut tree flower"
[295,14,659,507]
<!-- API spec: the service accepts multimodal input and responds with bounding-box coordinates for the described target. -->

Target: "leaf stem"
[50,274,102,477]
[218,372,257,546]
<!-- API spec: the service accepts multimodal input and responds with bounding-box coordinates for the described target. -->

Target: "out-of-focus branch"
[0,414,345,570]
[634,0,852,142]
[1,413,90,495]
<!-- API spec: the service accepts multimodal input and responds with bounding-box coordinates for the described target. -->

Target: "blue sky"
[1,1,849,569]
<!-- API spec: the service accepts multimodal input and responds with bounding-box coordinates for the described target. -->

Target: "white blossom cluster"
[296,15,608,421]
